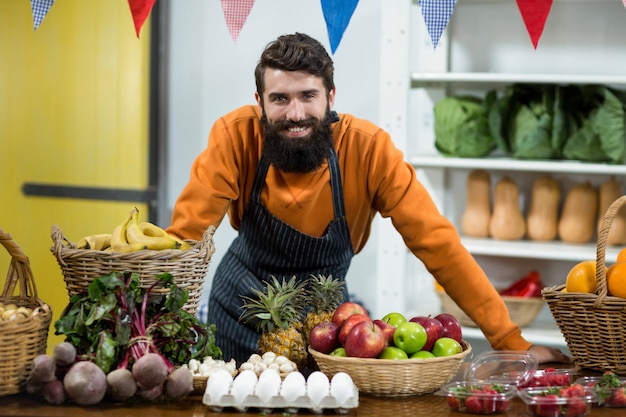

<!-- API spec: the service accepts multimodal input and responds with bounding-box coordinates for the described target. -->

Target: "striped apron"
[207,147,354,363]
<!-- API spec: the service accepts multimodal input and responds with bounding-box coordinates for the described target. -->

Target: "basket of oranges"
[542,195,626,375]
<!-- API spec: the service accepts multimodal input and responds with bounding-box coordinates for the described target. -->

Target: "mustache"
[271,118,317,130]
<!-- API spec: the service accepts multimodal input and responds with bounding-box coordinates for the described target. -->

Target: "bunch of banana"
[75,207,192,253]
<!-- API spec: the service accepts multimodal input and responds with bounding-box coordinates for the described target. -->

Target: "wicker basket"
[543,195,626,375]
[438,290,545,328]
[308,341,472,397]
[0,229,53,397]
[50,224,216,315]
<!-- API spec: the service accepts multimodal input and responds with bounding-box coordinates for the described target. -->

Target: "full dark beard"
[261,111,334,173]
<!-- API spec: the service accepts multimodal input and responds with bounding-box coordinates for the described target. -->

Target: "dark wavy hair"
[254,33,335,102]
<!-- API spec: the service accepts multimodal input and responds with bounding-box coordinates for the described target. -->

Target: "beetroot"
[42,380,66,405]
[164,367,193,399]
[53,342,76,367]
[106,368,137,402]
[63,361,107,405]
[132,353,169,390]
[28,354,56,385]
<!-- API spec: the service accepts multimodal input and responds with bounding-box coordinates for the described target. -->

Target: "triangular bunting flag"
[418,0,457,49]
[221,0,256,44]
[516,0,553,49]
[128,0,157,38]
[30,0,55,31]
[623,0,626,8]
[321,0,359,54]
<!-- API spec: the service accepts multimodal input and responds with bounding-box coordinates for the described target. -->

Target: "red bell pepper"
[500,270,543,298]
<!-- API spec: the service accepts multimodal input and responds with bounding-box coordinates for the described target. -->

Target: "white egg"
[204,369,233,402]
[254,368,282,403]
[230,369,258,404]
[330,372,356,405]
[280,371,307,403]
[306,371,330,406]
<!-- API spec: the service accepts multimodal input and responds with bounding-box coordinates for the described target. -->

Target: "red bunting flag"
[221,0,256,44]
[623,0,626,8]
[128,0,156,38]
[516,0,553,49]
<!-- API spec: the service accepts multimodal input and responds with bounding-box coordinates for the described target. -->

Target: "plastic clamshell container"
[202,370,358,414]
[519,387,595,417]
[436,381,517,414]
[518,368,576,388]
[464,350,538,387]
[575,376,626,408]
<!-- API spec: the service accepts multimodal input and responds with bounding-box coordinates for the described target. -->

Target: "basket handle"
[195,225,216,262]
[594,195,626,308]
[0,228,40,302]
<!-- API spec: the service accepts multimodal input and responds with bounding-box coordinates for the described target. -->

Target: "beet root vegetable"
[106,368,137,402]
[63,361,107,405]
[53,342,77,367]
[137,383,163,401]
[28,354,56,385]
[42,380,66,405]
[132,353,169,390]
[164,366,193,399]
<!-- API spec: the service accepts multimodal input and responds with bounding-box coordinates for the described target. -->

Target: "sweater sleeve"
[366,131,531,351]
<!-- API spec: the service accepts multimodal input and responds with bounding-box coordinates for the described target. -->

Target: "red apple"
[331,301,369,328]
[373,319,396,347]
[338,313,371,346]
[309,321,340,354]
[434,313,463,343]
[344,320,386,358]
[409,315,444,351]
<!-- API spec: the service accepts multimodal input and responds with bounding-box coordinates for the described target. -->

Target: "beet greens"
[54,272,222,373]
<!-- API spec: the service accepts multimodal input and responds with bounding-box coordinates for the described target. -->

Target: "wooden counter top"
[1,364,625,417]
[1,389,626,417]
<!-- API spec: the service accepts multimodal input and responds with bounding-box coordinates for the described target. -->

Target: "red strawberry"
[608,386,626,407]
[464,394,483,414]
[564,396,587,417]
[533,394,560,417]
[447,395,461,411]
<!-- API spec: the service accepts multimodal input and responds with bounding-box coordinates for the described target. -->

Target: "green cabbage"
[433,95,495,158]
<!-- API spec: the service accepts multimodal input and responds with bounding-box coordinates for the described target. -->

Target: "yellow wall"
[0,1,152,352]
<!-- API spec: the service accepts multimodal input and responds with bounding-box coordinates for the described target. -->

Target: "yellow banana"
[139,221,193,251]
[110,209,147,253]
[76,233,112,250]
[126,208,180,250]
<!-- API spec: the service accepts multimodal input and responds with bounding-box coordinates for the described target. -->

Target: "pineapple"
[239,275,308,370]
[302,274,346,345]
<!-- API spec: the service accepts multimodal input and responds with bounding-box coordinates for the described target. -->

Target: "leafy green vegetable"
[55,272,221,373]
[434,95,496,158]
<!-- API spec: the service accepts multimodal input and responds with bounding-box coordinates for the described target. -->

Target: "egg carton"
[202,369,359,414]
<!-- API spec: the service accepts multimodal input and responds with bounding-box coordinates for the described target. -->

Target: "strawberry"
[608,386,626,407]
[564,396,587,417]
[464,394,483,414]
[533,394,561,417]
[447,395,461,411]
[481,385,510,413]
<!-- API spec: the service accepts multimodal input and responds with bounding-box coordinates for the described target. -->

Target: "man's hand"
[528,345,572,364]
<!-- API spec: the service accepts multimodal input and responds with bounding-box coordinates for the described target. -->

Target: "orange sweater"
[167,105,531,351]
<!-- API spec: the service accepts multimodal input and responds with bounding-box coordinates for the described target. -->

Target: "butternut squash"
[461,169,491,237]
[526,176,561,241]
[489,176,526,240]
[597,177,626,246]
[557,181,598,244]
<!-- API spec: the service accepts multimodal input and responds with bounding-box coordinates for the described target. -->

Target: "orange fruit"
[565,260,597,293]
[617,248,626,264]
[607,262,626,298]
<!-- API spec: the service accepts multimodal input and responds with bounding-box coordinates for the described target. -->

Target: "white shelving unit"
[378,0,626,351]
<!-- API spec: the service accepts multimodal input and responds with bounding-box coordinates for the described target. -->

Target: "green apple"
[381,312,407,327]
[431,337,463,357]
[378,346,408,360]
[410,350,436,360]
[330,347,347,357]
[393,322,427,354]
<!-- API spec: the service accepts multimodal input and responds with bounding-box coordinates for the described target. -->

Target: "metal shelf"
[410,72,626,87]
